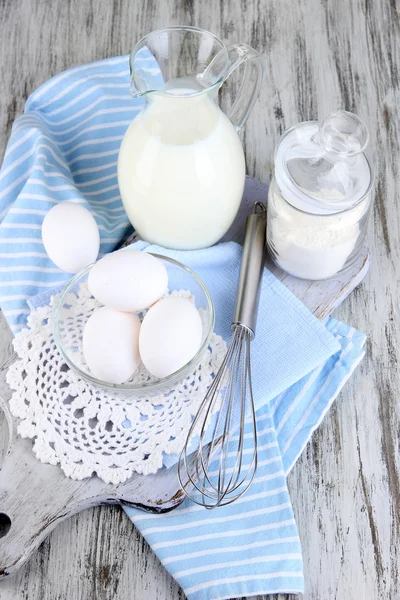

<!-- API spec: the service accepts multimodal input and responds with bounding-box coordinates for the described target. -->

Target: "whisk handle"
[232,201,267,337]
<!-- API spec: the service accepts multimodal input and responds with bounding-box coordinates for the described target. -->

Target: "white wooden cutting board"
[0,176,369,579]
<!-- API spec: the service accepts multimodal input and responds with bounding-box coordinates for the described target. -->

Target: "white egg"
[82,307,141,384]
[42,202,100,273]
[88,249,168,312]
[139,296,203,379]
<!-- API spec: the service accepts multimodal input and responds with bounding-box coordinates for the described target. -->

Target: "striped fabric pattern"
[0,55,140,333]
[126,319,366,600]
[130,407,304,599]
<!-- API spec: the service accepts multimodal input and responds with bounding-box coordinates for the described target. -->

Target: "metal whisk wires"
[178,201,266,509]
[178,323,257,508]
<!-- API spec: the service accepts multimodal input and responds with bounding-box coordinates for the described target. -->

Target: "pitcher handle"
[223,44,265,132]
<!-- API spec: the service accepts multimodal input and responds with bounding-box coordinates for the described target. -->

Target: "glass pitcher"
[118,26,264,250]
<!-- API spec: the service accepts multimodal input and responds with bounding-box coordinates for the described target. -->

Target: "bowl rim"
[53,252,215,393]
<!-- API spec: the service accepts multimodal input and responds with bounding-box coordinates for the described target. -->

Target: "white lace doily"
[6,286,227,484]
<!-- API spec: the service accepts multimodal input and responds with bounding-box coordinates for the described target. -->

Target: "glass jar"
[267,111,374,280]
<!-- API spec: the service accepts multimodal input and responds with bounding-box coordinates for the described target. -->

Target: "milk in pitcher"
[118,86,245,250]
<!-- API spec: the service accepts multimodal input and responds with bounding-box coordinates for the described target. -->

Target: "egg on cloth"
[88,249,168,312]
[139,296,203,379]
[42,202,100,273]
[82,306,141,384]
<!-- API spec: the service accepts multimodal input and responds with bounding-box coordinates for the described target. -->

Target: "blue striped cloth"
[0,55,367,599]
[0,55,141,333]
[126,320,365,600]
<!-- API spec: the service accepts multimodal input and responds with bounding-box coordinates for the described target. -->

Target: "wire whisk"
[178,202,266,508]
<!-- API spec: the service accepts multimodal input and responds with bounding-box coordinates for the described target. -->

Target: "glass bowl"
[53,253,215,399]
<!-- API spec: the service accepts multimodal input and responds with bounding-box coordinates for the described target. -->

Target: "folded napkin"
[0,55,139,333]
[127,241,342,468]
[127,317,365,600]
[0,55,367,599]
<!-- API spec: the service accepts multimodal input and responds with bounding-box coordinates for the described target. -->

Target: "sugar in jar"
[267,111,374,280]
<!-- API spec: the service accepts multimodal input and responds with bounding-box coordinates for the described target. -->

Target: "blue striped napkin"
[127,316,365,600]
[120,245,366,599]
[0,56,139,333]
[0,55,367,599]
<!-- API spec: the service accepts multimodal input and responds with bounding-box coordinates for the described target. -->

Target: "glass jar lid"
[274,110,373,215]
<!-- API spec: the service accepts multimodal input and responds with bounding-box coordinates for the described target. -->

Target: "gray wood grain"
[0,0,398,599]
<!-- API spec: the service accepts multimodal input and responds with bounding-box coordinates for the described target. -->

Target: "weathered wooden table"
[0,0,398,598]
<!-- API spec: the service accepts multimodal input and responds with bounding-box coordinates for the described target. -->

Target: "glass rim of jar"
[130,26,230,99]
[274,121,375,216]
[271,171,374,218]
[53,253,215,394]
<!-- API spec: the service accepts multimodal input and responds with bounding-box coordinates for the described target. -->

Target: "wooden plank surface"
[0,0,399,599]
